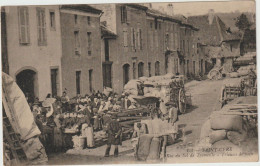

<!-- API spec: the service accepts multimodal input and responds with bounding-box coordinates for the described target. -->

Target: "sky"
[151,0,256,16]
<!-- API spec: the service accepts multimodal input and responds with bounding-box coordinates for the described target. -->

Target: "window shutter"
[126,7,131,24]
[134,29,137,50]
[139,29,142,50]
[131,27,134,51]
[123,28,128,47]
[18,7,30,44]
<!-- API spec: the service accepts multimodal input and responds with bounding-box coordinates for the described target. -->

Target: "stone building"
[188,10,241,74]
[60,5,103,97]
[1,6,63,101]
[92,3,198,93]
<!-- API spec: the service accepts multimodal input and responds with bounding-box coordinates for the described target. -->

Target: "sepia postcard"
[1,0,258,165]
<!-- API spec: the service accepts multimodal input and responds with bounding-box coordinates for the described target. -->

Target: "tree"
[235,13,252,31]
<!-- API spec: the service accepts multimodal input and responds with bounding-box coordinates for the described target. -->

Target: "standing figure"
[104,115,122,157]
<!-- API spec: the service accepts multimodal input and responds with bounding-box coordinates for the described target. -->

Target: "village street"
[47,78,241,165]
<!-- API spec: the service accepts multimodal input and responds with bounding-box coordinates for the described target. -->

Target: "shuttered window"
[87,32,92,56]
[149,31,154,50]
[74,31,80,55]
[18,7,30,45]
[154,31,158,48]
[170,33,174,50]
[36,8,47,46]
[137,28,142,50]
[121,6,127,23]
[131,27,136,51]
[174,33,178,50]
[123,28,128,52]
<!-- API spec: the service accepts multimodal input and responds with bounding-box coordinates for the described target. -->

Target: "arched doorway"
[16,69,37,103]
[155,61,160,76]
[123,64,130,85]
[138,62,144,78]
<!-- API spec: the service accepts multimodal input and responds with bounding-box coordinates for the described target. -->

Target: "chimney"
[208,9,215,25]
[166,3,174,16]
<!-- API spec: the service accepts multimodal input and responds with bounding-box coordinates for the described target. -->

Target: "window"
[74,14,78,24]
[87,16,91,25]
[170,33,174,50]
[187,40,190,54]
[165,34,169,49]
[150,22,153,29]
[149,31,154,49]
[87,32,92,56]
[105,39,109,61]
[76,71,81,95]
[230,44,233,52]
[155,19,158,30]
[174,33,178,50]
[49,11,56,30]
[121,6,127,23]
[123,28,128,50]
[131,28,136,51]
[36,8,47,46]
[18,7,30,44]
[148,62,151,77]
[89,69,93,92]
[137,28,142,50]
[74,31,80,55]
[138,62,144,78]
[159,23,161,30]
[193,61,196,74]
[155,61,160,76]
[155,32,159,48]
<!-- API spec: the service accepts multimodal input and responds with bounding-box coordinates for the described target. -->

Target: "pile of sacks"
[227,65,256,78]
[200,112,246,147]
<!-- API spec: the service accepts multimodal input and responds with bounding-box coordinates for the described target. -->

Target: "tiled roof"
[187,15,222,46]
[101,25,117,38]
[216,16,241,42]
[187,14,241,46]
[146,8,198,30]
[60,4,102,14]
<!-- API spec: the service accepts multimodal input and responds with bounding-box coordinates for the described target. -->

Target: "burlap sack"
[209,130,227,144]
[210,114,243,132]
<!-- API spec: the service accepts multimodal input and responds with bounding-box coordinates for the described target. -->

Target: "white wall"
[6,5,63,100]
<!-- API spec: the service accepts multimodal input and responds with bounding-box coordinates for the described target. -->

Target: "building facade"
[188,10,241,74]
[93,3,198,93]
[3,6,63,101]
[60,5,103,98]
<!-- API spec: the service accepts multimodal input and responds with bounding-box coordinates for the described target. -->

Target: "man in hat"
[104,114,122,157]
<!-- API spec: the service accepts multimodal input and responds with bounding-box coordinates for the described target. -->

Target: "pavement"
[47,78,248,165]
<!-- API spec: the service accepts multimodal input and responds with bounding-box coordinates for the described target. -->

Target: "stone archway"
[16,69,38,103]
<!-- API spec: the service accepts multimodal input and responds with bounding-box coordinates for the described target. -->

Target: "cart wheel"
[178,89,186,114]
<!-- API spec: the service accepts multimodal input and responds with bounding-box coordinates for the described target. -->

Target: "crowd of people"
[27,89,136,153]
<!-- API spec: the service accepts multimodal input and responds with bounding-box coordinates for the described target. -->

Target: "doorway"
[138,62,144,78]
[123,64,130,85]
[16,69,37,103]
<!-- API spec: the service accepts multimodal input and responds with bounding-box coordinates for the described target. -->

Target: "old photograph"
[1,0,258,165]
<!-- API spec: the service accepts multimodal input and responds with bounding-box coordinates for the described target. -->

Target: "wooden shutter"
[37,8,46,46]
[139,29,142,50]
[123,28,128,47]
[134,28,137,50]
[131,27,134,51]
[126,6,131,24]
[18,7,30,44]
